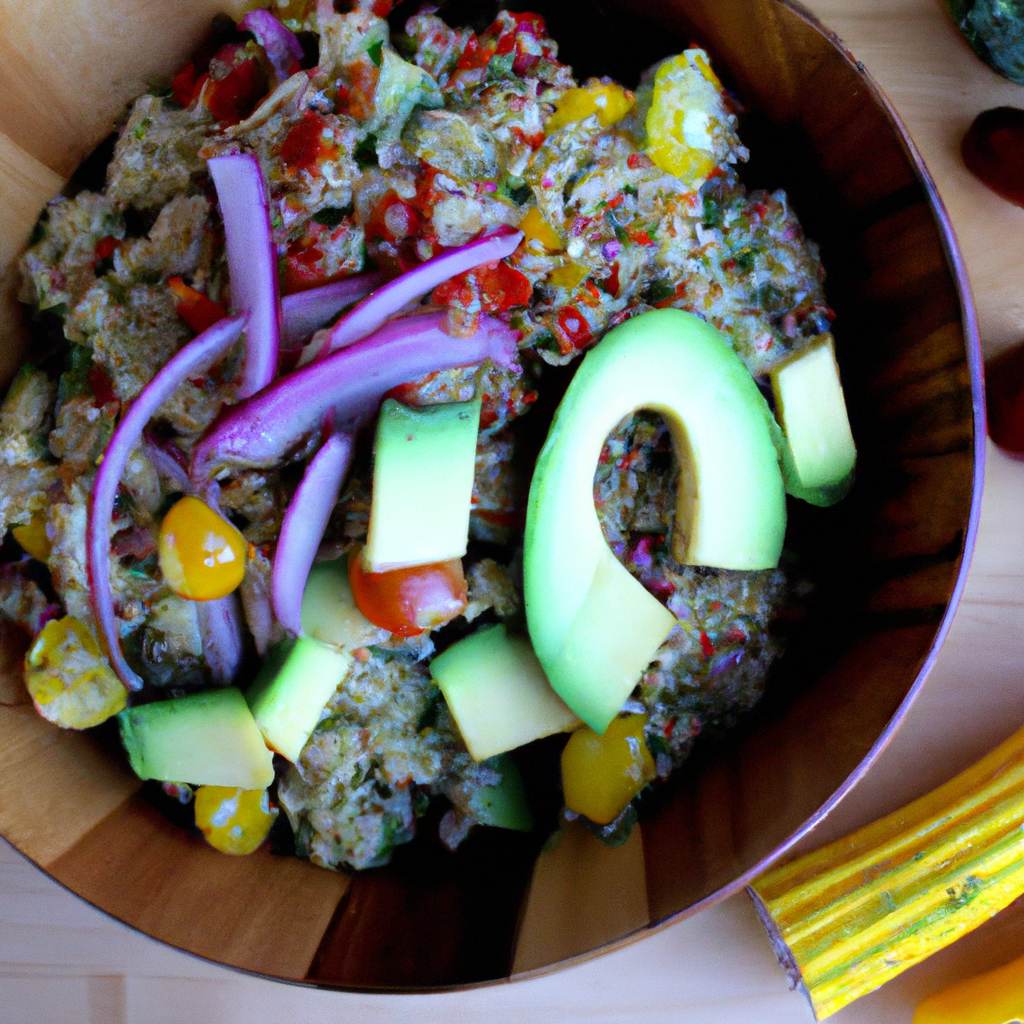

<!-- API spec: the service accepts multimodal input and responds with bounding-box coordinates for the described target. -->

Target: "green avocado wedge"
[524,309,787,734]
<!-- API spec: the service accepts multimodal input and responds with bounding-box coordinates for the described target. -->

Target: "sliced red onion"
[272,431,354,635]
[309,228,524,362]
[240,9,304,83]
[142,437,191,494]
[192,312,518,484]
[208,154,281,398]
[196,594,245,685]
[87,315,246,691]
[281,271,383,348]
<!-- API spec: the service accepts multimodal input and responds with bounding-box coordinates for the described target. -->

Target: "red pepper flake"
[281,111,338,172]
[94,236,120,261]
[167,277,228,335]
[601,262,621,298]
[171,62,201,107]
[699,631,715,659]
[709,601,721,611]
[725,626,747,644]
[86,365,118,407]
[433,261,532,313]
[663,717,676,738]
[629,228,654,246]
[204,43,269,125]
[556,305,593,351]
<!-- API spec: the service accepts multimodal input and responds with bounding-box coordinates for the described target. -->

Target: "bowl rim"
[0,0,986,995]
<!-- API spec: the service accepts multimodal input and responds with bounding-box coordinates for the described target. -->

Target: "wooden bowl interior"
[0,0,979,991]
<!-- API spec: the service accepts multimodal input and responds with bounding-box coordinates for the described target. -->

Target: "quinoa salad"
[0,0,844,870]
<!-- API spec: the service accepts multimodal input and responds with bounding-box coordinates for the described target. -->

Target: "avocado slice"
[429,623,581,761]
[471,753,533,832]
[524,308,787,734]
[247,636,352,762]
[117,687,274,789]
[769,334,856,506]
[364,397,481,572]
[301,557,389,649]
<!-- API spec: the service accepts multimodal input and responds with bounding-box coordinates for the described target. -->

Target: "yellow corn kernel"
[12,514,51,562]
[194,785,277,855]
[546,82,635,133]
[520,207,563,253]
[548,261,590,291]
[159,496,247,601]
[645,49,728,190]
[561,714,656,825]
[24,616,127,729]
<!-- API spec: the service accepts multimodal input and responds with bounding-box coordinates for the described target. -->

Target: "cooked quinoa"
[1,1,827,869]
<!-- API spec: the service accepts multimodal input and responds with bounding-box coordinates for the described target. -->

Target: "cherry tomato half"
[348,547,467,637]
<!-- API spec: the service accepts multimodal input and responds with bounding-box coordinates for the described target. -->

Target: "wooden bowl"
[0,0,983,990]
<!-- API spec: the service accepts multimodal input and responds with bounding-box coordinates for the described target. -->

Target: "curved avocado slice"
[524,308,787,734]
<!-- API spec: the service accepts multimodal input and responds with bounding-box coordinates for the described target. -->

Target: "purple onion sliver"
[281,271,384,348]
[272,431,354,635]
[240,9,304,83]
[208,154,282,398]
[142,439,192,494]
[318,228,523,357]
[197,594,245,684]
[87,315,246,691]
[191,312,518,484]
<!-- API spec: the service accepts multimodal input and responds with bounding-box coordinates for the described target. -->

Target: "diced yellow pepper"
[548,261,590,291]
[561,714,656,825]
[915,951,1024,1024]
[159,496,247,602]
[645,49,728,190]
[24,617,127,729]
[520,207,563,253]
[194,785,277,855]
[546,82,635,133]
[12,514,50,562]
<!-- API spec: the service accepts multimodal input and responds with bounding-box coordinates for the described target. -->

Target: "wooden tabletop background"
[3,0,1024,1020]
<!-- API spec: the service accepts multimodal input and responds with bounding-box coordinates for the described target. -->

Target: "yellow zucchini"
[749,723,1024,1020]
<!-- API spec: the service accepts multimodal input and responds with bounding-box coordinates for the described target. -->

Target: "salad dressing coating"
[2,2,824,868]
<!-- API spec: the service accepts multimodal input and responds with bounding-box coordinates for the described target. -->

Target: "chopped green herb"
[367,40,384,67]
[312,205,354,227]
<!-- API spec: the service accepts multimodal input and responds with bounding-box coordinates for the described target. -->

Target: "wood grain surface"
[2,0,1023,1020]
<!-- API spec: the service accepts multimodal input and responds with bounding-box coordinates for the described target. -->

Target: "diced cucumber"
[472,753,533,832]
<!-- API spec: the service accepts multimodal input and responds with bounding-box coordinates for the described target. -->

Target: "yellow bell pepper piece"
[548,261,589,291]
[915,952,1024,1024]
[561,714,655,825]
[520,207,563,253]
[194,785,277,855]
[24,617,127,729]
[645,49,730,191]
[546,82,635,133]
[12,513,50,562]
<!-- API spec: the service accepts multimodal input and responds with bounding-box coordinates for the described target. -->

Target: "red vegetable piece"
[962,106,1024,208]
[348,548,467,637]
[204,43,269,125]
[986,341,1024,452]
[171,62,201,107]
[432,261,532,313]
[168,277,228,335]
[556,305,593,351]
[281,111,339,172]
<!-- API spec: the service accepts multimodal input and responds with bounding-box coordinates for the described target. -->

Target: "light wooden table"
[3,0,1024,1020]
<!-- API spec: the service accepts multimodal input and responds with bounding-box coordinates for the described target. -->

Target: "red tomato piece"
[348,548,467,637]
[167,277,229,335]
[204,44,269,125]
[556,305,593,350]
[433,262,532,313]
